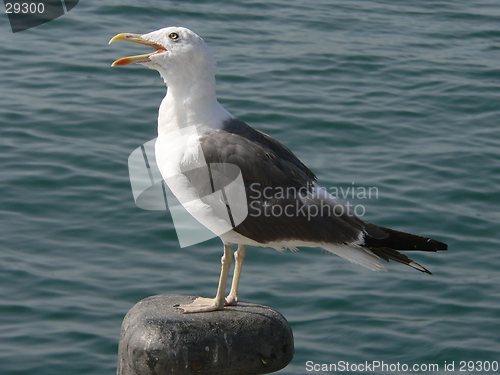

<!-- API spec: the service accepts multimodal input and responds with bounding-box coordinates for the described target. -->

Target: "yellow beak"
[109,33,166,67]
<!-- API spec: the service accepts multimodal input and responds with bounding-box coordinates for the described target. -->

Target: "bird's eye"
[169,32,179,40]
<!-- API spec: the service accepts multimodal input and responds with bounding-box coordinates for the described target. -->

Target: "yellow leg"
[179,244,233,313]
[225,245,246,306]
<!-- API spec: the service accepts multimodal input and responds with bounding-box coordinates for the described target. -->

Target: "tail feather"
[323,245,387,272]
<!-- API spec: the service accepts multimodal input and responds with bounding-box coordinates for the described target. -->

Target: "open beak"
[109,33,167,67]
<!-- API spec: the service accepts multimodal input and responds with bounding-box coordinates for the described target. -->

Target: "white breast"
[155,126,244,243]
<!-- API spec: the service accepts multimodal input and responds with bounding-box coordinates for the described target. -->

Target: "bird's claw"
[176,297,224,314]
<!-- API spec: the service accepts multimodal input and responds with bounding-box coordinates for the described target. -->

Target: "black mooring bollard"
[117,295,294,375]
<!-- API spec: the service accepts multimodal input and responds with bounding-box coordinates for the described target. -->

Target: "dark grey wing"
[200,124,315,190]
[220,118,317,185]
[198,122,364,245]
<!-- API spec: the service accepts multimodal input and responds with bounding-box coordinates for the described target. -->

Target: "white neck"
[157,68,231,135]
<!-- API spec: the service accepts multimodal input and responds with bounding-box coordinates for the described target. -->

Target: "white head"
[109,27,216,94]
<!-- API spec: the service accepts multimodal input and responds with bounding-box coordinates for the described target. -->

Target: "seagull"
[109,26,447,313]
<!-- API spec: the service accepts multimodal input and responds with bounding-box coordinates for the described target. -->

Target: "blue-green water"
[1,1,500,374]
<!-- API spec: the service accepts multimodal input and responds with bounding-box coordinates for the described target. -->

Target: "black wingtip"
[436,240,448,251]
[409,261,433,275]
[368,247,434,275]
[365,226,448,252]
[425,237,448,251]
